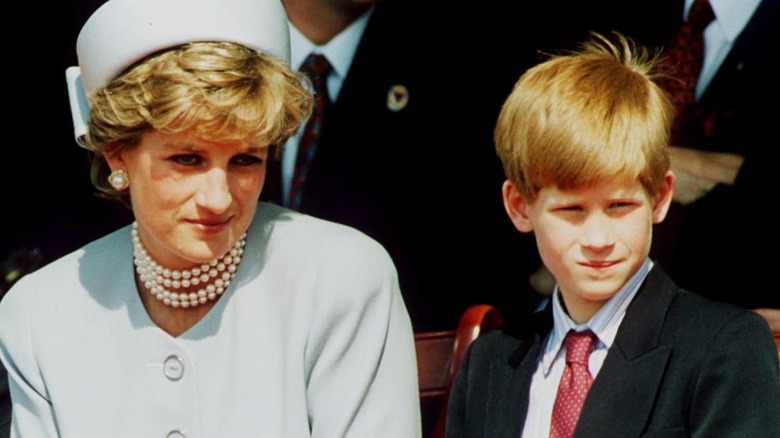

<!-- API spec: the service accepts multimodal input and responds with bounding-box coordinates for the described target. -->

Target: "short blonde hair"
[494,32,673,201]
[86,41,312,200]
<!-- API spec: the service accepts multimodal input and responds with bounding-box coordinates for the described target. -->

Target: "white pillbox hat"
[66,0,290,147]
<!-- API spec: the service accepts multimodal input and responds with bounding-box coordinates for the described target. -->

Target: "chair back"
[415,304,504,438]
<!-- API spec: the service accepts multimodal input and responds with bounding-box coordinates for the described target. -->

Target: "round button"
[166,430,186,438]
[163,355,185,381]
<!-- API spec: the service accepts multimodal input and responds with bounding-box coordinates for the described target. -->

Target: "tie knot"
[686,0,715,31]
[300,53,333,84]
[564,330,596,366]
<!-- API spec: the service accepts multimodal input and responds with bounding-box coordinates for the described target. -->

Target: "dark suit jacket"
[263,0,551,331]
[446,266,780,437]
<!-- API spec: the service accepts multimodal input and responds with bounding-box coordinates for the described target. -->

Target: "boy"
[445,33,780,437]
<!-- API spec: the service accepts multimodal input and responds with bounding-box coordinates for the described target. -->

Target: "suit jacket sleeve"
[445,340,474,438]
[0,360,10,438]
[444,332,532,438]
[303,233,421,437]
[689,310,780,436]
[0,279,59,437]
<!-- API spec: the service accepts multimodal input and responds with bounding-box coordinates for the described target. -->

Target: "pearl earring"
[108,169,129,191]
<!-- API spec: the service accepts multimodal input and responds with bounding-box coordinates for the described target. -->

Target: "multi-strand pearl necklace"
[131,222,246,308]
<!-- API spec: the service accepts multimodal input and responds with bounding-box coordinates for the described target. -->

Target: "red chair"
[415,304,504,438]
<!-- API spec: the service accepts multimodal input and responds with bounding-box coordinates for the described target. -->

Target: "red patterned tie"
[550,330,597,438]
[659,0,715,144]
[288,53,332,209]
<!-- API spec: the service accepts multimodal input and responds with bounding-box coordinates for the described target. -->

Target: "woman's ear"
[502,180,534,233]
[103,142,127,172]
[652,170,675,224]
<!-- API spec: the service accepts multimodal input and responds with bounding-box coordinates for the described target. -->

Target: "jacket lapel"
[575,267,677,437]
[488,338,540,437]
[490,306,553,437]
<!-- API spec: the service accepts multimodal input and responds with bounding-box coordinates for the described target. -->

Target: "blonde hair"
[494,32,673,201]
[86,41,312,200]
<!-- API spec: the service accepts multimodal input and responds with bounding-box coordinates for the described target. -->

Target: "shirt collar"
[288,7,374,86]
[540,258,654,375]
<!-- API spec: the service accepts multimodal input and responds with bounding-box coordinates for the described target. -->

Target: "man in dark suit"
[264,0,550,331]
[446,33,780,437]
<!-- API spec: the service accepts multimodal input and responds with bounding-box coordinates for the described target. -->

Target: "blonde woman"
[0,0,420,436]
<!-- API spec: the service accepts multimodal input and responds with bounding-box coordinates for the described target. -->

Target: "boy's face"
[503,172,674,323]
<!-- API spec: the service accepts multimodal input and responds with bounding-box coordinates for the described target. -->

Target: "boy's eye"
[607,201,640,216]
[231,154,264,167]
[609,201,634,209]
[171,154,202,166]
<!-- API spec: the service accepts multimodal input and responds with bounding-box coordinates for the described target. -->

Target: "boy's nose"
[195,168,232,213]
[580,214,614,249]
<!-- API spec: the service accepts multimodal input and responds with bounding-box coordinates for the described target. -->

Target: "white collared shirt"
[280,9,374,203]
[686,0,761,99]
[521,259,653,438]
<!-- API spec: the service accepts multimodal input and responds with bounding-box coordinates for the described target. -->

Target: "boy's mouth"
[580,260,620,269]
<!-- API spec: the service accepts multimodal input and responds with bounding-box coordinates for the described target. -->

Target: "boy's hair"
[494,32,673,201]
[85,41,312,201]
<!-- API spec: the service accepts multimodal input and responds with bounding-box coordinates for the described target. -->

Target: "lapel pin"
[386,84,409,112]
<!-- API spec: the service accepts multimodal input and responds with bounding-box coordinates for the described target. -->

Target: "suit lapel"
[575,267,677,437]
[487,338,540,438]
[489,307,553,437]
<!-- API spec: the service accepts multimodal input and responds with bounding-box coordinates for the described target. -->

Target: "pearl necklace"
[131,222,246,308]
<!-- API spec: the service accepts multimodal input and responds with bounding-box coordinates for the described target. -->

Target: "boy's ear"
[652,170,675,224]
[502,180,534,233]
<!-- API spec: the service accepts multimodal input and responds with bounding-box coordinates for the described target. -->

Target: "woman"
[0,0,420,436]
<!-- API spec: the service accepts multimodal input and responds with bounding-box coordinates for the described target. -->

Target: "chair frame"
[415,304,504,438]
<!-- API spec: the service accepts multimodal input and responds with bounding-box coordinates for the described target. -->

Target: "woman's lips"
[187,217,231,233]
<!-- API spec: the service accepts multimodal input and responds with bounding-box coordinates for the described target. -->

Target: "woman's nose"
[195,168,232,213]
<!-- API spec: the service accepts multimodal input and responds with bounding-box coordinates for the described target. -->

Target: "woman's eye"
[232,154,264,167]
[171,154,202,166]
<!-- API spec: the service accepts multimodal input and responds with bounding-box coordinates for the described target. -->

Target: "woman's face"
[106,130,268,269]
